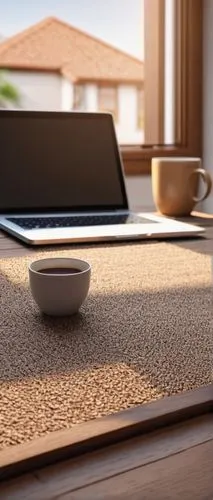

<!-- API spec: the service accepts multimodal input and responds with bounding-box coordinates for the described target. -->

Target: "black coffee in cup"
[29,257,91,315]
[39,267,82,275]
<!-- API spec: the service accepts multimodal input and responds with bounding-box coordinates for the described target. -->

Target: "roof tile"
[0,17,143,83]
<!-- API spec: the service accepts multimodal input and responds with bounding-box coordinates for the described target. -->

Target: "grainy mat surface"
[0,242,212,450]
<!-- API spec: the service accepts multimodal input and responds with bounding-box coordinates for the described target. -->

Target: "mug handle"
[189,168,212,203]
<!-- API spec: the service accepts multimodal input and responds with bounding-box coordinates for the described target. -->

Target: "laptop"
[0,110,204,245]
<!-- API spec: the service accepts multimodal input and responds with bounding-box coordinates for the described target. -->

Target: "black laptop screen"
[0,111,128,212]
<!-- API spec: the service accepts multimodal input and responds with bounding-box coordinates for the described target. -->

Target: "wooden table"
[0,212,213,499]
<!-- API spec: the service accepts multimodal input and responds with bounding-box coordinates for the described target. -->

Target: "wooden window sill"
[122,145,202,176]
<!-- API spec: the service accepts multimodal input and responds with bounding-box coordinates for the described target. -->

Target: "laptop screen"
[0,111,128,213]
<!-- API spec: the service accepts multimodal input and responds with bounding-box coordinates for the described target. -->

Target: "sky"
[0,0,144,59]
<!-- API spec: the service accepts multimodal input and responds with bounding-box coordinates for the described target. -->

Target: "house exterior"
[0,17,144,144]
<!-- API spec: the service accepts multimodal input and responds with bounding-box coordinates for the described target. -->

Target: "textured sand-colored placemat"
[0,242,212,450]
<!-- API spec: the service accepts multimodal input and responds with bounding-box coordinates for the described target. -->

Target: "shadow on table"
[1,272,212,397]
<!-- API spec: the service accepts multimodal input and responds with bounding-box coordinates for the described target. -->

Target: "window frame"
[122,0,203,176]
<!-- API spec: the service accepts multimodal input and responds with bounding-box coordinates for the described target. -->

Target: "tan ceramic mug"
[151,157,212,216]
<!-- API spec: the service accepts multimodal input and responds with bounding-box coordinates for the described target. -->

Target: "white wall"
[117,85,143,145]
[125,176,154,212]
[84,84,98,110]
[202,1,213,213]
[7,71,62,110]
[61,78,74,111]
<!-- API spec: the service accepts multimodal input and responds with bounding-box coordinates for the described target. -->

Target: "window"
[98,86,118,122]
[122,0,203,175]
[0,0,203,176]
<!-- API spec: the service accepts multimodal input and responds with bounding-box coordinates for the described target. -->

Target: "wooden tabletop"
[0,211,213,498]
[0,393,212,499]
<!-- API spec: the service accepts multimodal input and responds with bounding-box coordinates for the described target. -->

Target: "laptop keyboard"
[7,214,153,230]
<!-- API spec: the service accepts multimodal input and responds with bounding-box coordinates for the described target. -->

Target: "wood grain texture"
[0,230,34,257]
[0,384,212,482]
[0,414,213,500]
[174,0,203,156]
[61,439,213,500]
[30,414,213,497]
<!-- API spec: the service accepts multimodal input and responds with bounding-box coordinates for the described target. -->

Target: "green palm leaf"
[0,72,21,107]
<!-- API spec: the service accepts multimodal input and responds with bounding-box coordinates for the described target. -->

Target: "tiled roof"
[0,17,143,83]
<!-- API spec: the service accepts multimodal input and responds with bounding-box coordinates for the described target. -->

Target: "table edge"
[0,383,212,482]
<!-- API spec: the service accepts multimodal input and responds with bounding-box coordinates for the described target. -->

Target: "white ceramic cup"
[29,257,91,316]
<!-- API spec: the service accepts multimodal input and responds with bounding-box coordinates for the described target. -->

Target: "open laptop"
[0,110,204,245]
